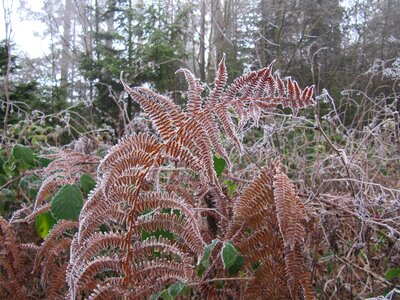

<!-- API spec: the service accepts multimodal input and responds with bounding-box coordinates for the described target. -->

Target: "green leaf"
[80,174,96,197]
[150,290,173,300]
[150,291,163,300]
[0,157,5,175]
[221,241,239,269]
[228,255,244,275]
[19,174,41,199]
[12,144,35,166]
[51,184,83,221]
[160,290,173,300]
[19,174,41,189]
[199,239,219,269]
[385,268,400,280]
[224,180,237,197]
[216,280,224,289]
[37,156,53,167]
[197,264,205,277]
[213,155,226,177]
[0,174,7,186]
[168,281,185,298]
[35,211,56,238]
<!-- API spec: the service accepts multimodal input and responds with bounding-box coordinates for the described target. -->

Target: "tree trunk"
[60,0,73,98]
[199,0,206,82]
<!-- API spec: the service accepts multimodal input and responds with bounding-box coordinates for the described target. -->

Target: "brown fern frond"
[135,212,205,254]
[66,58,318,299]
[232,166,274,222]
[273,161,308,250]
[133,258,192,284]
[34,175,71,209]
[19,243,40,253]
[46,262,68,300]
[68,232,125,289]
[0,217,24,272]
[102,149,158,199]
[72,256,124,296]
[209,54,227,104]
[40,238,71,288]
[166,182,195,207]
[33,220,77,272]
[275,72,286,97]
[241,69,266,99]
[214,102,243,153]
[286,77,295,101]
[301,270,316,300]
[18,203,51,223]
[135,192,197,221]
[255,61,276,98]
[172,118,218,185]
[273,161,315,299]
[0,217,28,300]
[176,68,203,117]
[246,257,290,300]
[128,277,180,299]
[122,82,177,140]
[8,206,31,223]
[136,87,186,128]
[236,225,283,268]
[33,149,98,211]
[223,70,259,100]
[164,140,204,172]
[223,70,258,127]
[87,281,125,300]
[283,245,305,299]
[201,109,231,167]
[98,133,160,174]
[79,186,105,224]
[42,149,97,175]
[138,236,191,265]
[226,161,316,300]
[78,203,128,245]
[0,257,28,300]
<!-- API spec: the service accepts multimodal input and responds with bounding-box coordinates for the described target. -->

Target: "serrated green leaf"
[168,281,185,298]
[12,144,35,166]
[213,155,226,177]
[228,255,244,275]
[80,173,96,197]
[35,211,56,238]
[221,241,238,269]
[51,184,83,221]
[199,239,219,269]
[385,268,400,280]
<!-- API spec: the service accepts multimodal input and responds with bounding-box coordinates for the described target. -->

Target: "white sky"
[0,0,49,58]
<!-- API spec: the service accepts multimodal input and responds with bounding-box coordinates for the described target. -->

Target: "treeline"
[1,0,399,142]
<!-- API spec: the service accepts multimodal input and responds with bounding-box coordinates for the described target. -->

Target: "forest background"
[1,0,398,141]
[0,0,399,299]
